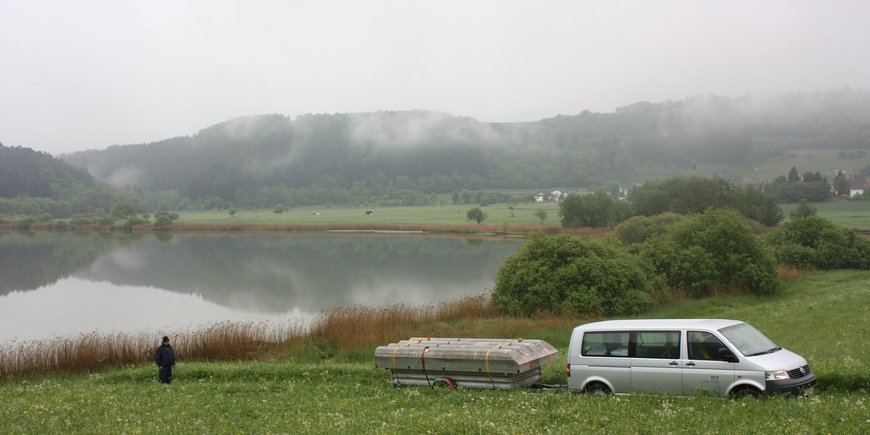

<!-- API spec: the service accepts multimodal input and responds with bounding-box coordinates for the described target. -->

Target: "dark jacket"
[155,344,176,367]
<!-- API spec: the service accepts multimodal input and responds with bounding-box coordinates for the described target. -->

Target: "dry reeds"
[0,295,529,378]
[777,264,807,282]
[307,294,499,349]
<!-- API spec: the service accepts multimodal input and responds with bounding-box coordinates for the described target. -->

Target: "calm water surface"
[0,232,523,342]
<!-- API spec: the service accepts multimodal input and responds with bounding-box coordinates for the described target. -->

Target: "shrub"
[765,216,870,269]
[153,211,179,229]
[15,216,37,230]
[634,209,778,296]
[493,234,664,316]
[559,191,631,228]
[614,212,685,245]
[790,199,817,219]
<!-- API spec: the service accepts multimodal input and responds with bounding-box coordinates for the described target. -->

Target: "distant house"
[534,192,546,203]
[550,190,564,202]
[851,177,870,197]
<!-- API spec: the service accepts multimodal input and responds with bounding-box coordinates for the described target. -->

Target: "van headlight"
[766,370,789,380]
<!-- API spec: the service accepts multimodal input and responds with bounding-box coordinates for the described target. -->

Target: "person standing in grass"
[154,336,176,384]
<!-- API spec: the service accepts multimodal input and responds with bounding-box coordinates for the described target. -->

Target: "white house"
[534,192,546,202]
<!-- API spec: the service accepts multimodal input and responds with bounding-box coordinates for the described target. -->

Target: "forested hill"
[0,143,130,216]
[62,89,870,203]
[0,144,97,198]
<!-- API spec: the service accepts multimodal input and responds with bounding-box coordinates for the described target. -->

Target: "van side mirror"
[718,348,738,363]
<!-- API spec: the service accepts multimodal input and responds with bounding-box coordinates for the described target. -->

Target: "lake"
[0,232,523,342]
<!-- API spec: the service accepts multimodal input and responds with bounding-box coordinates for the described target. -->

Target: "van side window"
[688,331,728,361]
[581,332,629,357]
[634,331,680,359]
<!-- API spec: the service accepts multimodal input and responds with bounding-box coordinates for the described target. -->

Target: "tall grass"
[2,295,565,378]
[0,321,308,378]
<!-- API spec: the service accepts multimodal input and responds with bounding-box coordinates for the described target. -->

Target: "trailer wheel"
[584,382,611,395]
[432,377,456,390]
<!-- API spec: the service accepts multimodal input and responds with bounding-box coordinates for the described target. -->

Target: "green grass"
[2,270,868,433]
[779,200,870,230]
[176,202,563,227]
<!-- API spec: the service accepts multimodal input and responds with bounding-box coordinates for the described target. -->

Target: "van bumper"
[765,374,816,396]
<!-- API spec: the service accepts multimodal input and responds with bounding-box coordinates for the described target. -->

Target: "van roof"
[573,319,744,332]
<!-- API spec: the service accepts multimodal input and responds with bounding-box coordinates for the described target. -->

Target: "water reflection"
[0,232,522,341]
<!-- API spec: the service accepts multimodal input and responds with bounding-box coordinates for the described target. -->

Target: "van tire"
[730,386,761,398]
[584,382,611,395]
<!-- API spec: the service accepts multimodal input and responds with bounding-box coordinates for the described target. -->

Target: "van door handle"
[669,361,679,366]
[686,362,696,366]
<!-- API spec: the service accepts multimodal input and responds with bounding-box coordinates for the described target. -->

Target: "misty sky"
[2,0,870,155]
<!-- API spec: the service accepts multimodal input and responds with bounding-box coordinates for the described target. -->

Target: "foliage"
[832,171,850,196]
[0,144,135,217]
[633,209,778,296]
[629,177,783,225]
[614,212,685,245]
[766,216,870,269]
[153,211,179,229]
[790,199,817,219]
[534,209,547,224]
[466,207,486,224]
[110,201,137,219]
[274,204,285,214]
[494,234,664,316]
[765,168,832,202]
[14,216,37,230]
[121,215,149,232]
[228,208,238,216]
[559,191,631,228]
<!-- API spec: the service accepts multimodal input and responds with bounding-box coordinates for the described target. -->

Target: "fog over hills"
[59,90,870,204]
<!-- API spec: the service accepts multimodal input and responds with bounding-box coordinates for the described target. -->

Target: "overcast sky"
[2,0,869,155]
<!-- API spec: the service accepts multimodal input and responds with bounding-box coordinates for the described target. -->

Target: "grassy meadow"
[1,270,868,433]
[171,198,870,231]
[779,200,870,230]
[173,201,565,230]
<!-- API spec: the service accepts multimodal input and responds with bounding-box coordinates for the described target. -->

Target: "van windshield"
[719,323,780,356]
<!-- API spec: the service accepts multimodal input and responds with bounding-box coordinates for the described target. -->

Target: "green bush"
[634,209,778,296]
[614,212,685,245]
[766,216,870,269]
[493,234,664,316]
[14,216,37,230]
[559,191,631,228]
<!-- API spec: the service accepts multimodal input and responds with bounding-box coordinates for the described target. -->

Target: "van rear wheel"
[584,382,611,395]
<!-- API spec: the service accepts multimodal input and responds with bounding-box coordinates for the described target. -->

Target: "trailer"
[374,337,559,389]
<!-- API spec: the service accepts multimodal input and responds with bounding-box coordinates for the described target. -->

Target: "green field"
[171,199,870,232]
[176,201,564,228]
[780,200,870,230]
[2,270,868,433]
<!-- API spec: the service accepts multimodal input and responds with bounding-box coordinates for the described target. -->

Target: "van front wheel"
[730,386,761,398]
[584,382,611,395]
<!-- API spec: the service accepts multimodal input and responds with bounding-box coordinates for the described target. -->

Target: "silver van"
[566,319,815,397]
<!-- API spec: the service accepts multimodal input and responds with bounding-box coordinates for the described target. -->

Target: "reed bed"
[1,295,540,378]
[307,294,500,349]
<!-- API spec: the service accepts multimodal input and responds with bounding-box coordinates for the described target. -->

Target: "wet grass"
[1,270,868,433]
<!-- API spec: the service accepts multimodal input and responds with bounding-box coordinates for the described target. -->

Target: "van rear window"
[582,332,629,357]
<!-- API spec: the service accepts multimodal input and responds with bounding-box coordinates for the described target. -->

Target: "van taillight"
[566,363,570,377]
